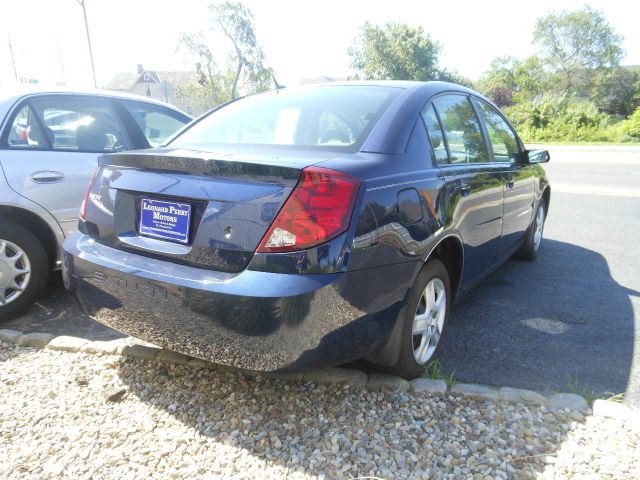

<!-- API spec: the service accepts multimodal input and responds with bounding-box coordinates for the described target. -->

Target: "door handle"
[506,174,515,188]
[30,171,65,184]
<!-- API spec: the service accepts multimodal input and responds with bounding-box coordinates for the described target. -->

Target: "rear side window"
[432,95,488,164]
[27,95,130,153]
[123,100,190,147]
[5,105,48,150]
[473,99,519,162]
[170,86,402,152]
[421,103,449,164]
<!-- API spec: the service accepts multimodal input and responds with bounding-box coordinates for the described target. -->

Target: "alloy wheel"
[0,239,31,306]
[412,278,446,364]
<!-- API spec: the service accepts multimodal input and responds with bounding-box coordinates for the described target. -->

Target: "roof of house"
[103,70,198,90]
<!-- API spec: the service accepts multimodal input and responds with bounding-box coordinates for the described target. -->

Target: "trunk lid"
[84,148,332,272]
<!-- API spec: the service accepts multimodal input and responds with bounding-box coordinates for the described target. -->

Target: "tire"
[0,222,49,321]
[517,198,546,261]
[387,259,451,379]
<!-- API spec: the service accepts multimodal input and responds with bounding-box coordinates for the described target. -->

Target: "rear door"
[0,94,132,235]
[424,94,505,286]
[472,99,535,254]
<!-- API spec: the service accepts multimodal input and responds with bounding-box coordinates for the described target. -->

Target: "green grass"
[603,391,626,403]
[566,382,598,406]
[565,372,601,406]
[565,371,630,406]
[422,360,457,388]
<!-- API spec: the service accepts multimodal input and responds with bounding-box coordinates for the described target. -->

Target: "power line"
[8,35,18,83]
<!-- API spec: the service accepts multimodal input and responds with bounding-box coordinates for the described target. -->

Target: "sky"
[1,0,639,89]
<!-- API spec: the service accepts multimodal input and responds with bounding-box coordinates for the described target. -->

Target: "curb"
[2,328,634,417]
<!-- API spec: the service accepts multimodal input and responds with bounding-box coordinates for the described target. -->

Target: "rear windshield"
[169,86,402,152]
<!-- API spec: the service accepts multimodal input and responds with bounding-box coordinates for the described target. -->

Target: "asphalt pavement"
[4,145,640,405]
[442,145,640,405]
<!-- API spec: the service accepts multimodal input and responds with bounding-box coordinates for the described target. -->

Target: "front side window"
[421,103,449,164]
[170,86,403,152]
[474,99,519,162]
[5,105,50,150]
[26,95,130,153]
[432,95,488,164]
[123,101,190,147]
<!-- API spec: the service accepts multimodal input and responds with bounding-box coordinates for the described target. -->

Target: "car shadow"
[1,272,124,341]
[114,355,587,477]
[439,238,639,404]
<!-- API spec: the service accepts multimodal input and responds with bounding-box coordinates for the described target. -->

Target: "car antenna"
[272,75,286,92]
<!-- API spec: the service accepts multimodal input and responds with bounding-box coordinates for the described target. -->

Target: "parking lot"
[4,145,640,406]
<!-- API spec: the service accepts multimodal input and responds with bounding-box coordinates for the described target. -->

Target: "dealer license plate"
[139,198,191,244]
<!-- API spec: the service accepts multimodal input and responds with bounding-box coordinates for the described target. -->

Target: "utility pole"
[76,0,97,88]
[55,35,66,85]
[7,35,18,83]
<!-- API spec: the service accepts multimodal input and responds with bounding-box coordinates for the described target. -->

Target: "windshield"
[169,85,403,152]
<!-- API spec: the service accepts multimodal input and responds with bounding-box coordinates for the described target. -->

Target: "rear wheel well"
[430,236,463,300]
[0,206,59,268]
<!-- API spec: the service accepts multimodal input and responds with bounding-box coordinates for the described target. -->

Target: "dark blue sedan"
[61,81,550,378]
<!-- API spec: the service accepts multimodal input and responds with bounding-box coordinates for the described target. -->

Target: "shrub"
[503,96,636,142]
[625,107,640,138]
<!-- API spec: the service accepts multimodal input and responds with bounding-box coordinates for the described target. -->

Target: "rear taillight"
[79,168,99,221]
[256,166,360,253]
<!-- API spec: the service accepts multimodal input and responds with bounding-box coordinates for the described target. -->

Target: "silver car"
[0,88,191,319]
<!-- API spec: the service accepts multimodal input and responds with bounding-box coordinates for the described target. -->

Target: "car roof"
[0,86,190,120]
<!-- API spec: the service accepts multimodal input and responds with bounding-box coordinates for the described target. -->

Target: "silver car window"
[27,95,130,153]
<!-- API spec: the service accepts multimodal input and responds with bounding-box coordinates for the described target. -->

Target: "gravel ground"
[1,343,638,479]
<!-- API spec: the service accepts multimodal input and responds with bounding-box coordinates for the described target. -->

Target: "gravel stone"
[156,349,194,366]
[1,343,637,479]
[122,344,161,361]
[498,387,548,405]
[187,358,216,369]
[547,393,590,413]
[46,335,89,352]
[104,387,128,403]
[263,372,304,381]
[15,332,54,348]
[410,378,447,395]
[0,329,23,343]
[80,339,130,355]
[368,373,410,392]
[304,368,368,387]
[451,383,498,401]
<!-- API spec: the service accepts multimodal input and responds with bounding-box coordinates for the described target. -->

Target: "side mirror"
[526,149,550,164]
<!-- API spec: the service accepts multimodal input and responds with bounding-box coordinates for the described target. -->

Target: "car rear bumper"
[62,232,416,372]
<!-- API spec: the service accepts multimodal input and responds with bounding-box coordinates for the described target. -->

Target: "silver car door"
[0,94,131,236]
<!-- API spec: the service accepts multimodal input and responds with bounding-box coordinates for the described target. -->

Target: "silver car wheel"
[412,278,446,365]
[533,204,545,252]
[0,239,31,306]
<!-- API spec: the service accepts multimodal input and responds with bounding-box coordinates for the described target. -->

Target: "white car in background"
[0,88,191,319]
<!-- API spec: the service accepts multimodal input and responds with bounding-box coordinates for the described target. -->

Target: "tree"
[478,56,550,107]
[589,67,640,116]
[533,6,624,92]
[209,1,272,100]
[512,56,551,100]
[348,22,448,81]
[176,32,229,113]
[177,1,273,113]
